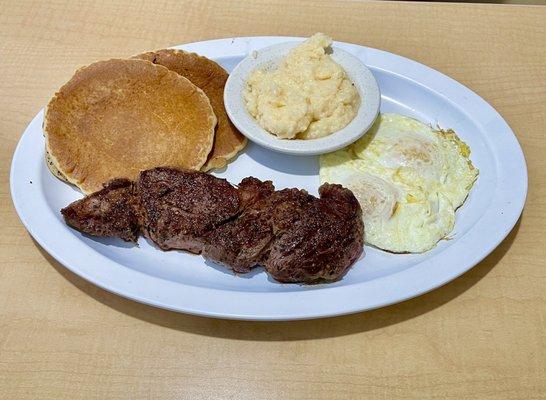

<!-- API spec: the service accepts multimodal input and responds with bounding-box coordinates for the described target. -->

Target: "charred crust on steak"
[265,184,364,283]
[61,168,364,283]
[135,167,240,253]
[61,178,140,242]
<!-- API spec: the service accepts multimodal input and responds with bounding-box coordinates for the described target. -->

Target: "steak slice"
[264,184,364,283]
[201,177,276,273]
[135,167,240,253]
[61,178,139,242]
[202,208,272,273]
[237,176,274,208]
[202,186,312,273]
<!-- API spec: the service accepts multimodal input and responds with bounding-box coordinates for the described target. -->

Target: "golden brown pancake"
[45,58,216,194]
[135,49,246,171]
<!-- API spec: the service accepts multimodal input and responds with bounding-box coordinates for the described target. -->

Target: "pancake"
[45,149,68,181]
[45,58,216,193]
[135,49,246,171]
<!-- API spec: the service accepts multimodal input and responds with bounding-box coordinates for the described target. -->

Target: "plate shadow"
[244,143,318,176]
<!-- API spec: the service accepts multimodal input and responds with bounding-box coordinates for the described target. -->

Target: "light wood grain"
[1,1,545,399]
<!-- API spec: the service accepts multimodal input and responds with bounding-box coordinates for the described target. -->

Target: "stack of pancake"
[45,49,246,194]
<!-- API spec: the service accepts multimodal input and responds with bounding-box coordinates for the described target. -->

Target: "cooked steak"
[265,184,364,283]
[202,187,312,272]
[135,167,240,253]
[61,167,364,283]
[61,178,139,242]
[202,178,276,273]
[237,177,274,208]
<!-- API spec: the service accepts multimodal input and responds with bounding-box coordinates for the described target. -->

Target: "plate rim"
[10,36,528,321]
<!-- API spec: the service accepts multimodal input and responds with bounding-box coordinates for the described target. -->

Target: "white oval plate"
[10,37,527,321]
[224,42,381,155]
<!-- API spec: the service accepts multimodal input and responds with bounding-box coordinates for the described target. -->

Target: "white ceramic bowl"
[224,41,381,155]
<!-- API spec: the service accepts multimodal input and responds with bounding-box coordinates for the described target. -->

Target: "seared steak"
[61,178,139,242]
[135,167,240,253]
[61,167,364,283]
[237,177,274,208]
[202,178,276,273]
[265,184,364,283]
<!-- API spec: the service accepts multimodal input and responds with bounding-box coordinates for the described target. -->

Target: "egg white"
[319,113,478,253]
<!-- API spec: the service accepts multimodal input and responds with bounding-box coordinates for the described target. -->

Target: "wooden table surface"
[1,1,545,399]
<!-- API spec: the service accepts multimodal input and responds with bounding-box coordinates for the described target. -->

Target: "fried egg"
[319,113,478,253]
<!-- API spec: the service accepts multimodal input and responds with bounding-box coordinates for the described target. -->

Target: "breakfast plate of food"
[10,35,527,320]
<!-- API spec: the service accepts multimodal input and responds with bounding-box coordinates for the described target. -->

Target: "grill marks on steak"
[135,168,240,252]
[265,184,364,283]
[203,188,314,274]
[61,178,140,242]
[202,178,277,273]
[61,167,363,283]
